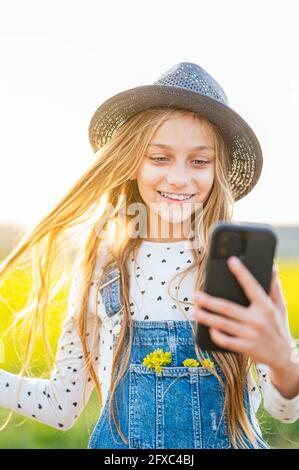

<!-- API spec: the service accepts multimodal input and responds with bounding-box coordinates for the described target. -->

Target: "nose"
[166,163,191,187]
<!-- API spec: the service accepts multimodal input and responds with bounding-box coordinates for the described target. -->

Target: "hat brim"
[88,85,263,201]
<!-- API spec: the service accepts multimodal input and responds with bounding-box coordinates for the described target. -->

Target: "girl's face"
[135,114,216,241]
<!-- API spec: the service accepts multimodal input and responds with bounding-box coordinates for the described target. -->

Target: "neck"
[143,212,192,242]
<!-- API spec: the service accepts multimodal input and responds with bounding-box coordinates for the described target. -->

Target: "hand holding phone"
[195,221,277,353]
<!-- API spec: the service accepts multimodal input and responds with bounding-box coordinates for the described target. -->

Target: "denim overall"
[88,262,271,449]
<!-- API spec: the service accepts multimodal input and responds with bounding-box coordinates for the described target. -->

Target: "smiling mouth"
[157,190,196,201]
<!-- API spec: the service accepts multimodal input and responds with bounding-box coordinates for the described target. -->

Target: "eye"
[192,159,208,166]
[148,156,169,162]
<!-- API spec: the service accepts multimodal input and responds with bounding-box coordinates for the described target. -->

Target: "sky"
[0,0,299,231]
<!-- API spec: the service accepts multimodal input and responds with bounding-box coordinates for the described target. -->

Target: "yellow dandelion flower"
[182,358,200,367]
[201,358,215,369]
[142,348,172,373]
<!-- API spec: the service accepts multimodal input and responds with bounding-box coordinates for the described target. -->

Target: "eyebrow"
[148,143,215,152]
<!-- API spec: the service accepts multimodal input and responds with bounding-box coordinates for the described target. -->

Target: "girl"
[0,62,299,449]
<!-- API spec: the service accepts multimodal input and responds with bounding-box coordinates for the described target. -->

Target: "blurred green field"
[0,258,298,448]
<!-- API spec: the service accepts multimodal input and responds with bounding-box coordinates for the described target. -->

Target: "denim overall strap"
[88,266,271,449]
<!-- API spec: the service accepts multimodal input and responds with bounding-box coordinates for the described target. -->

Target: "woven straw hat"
[88,62,263,201]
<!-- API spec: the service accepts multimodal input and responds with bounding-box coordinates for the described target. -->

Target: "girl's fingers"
[194,308,253,339]
[226,256,267,306]
[209,327,251,354]
[193,291,248,323]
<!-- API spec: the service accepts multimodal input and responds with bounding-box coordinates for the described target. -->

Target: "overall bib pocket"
[128,363,232,449]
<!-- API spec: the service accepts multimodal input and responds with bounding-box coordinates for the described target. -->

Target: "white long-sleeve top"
[1,239,299,432]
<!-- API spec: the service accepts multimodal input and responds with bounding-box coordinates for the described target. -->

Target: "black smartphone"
[195,221,277,353]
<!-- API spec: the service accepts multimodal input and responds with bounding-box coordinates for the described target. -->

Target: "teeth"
[159,191,194,201]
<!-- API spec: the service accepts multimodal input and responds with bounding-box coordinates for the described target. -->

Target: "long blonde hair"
[0,107,264,448]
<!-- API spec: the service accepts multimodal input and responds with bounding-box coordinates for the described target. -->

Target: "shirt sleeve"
[255,362,299,424]
[0,264,100,431]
